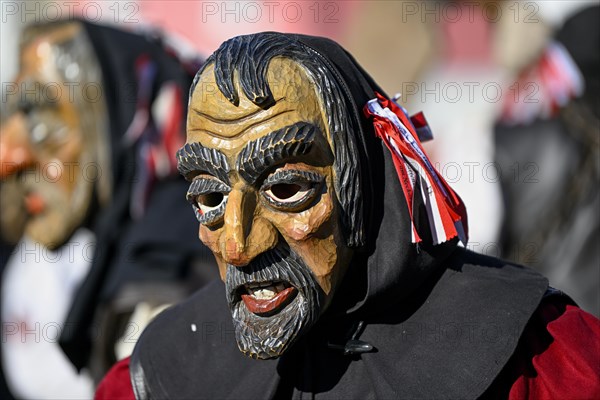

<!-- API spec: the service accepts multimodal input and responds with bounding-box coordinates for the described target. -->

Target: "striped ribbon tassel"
[364,92,468,245]
[124,55,185,219]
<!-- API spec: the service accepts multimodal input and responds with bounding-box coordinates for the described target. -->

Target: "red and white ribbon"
[364,93,468,245]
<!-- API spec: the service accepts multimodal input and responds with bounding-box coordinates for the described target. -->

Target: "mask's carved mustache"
[225,246,315,304]
[224,245,324,359]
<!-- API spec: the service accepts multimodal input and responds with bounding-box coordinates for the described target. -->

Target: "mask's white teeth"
[251,287,276,300]
[245,281,289,299]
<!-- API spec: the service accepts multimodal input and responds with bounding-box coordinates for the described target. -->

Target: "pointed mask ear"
[364,92,468,246]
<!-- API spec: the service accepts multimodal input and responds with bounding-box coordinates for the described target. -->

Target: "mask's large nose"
[220,188,278,266]
[0,113,35,178]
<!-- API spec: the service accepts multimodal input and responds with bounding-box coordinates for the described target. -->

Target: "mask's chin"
[225,246,325,359]
[26,212,76,250]
[230,286,309,359]
[25,179,92,250]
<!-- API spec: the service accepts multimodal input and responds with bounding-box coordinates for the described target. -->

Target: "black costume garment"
[126,33,557,399]
[0,235,14,399]
[53,20,218,378]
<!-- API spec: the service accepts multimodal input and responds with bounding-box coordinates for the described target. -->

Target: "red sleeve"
[508,302,600,400]
[95,357,135,400]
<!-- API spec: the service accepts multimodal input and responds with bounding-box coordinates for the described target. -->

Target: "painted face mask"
[179,57,354,359]
[0,22,109,249]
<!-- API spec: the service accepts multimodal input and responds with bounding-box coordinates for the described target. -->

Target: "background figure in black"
[0,20,218,398]
[495,6,599,317]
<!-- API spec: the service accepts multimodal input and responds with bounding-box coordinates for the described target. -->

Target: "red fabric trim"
[95,357,135,400]
[506,303,600,399]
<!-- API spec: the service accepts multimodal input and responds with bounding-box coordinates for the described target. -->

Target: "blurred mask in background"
[0,22,110,249]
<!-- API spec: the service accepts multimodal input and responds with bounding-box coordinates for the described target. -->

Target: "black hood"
[556,5,600,118]
[58,20,215,371]
[130,32,548,399]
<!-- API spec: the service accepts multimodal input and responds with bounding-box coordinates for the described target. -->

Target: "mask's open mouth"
[24,191,46,216]
[237,281,298,317]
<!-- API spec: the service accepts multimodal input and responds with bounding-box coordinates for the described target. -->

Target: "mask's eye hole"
[26,109,69,148]
[197,192,227,214]
[261,170,324,212]
[265,183,310,203]
[186,177,230,225]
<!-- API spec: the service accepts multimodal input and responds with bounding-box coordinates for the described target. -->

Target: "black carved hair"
[191,32,364,247]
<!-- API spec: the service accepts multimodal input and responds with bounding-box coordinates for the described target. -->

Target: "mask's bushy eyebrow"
[235,122,317,185]
[176,142,230,183]
[6,81,59,115]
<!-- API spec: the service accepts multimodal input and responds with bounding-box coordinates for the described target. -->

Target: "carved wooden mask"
[0,22,109,248]
[179,55,355,359]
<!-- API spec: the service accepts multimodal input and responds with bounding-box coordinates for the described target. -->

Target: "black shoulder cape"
[130,33,548,399]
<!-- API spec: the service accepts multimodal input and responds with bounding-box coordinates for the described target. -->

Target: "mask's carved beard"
[225,246,324,359]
